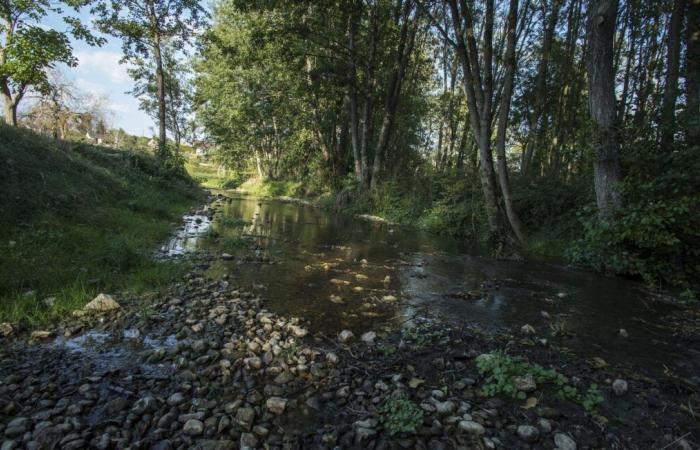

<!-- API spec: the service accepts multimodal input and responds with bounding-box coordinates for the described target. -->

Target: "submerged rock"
[83,293,120,312]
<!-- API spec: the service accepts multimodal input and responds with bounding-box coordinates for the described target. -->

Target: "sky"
[44,8,156,137]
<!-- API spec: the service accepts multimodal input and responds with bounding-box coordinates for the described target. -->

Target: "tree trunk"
[586,0,623,219]
[495,0,526,244]
[154,42,167,157]
[2,94,16,126]
[686,0,700,141]
[660,0,687,150]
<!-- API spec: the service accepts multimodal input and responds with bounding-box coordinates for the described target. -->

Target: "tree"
[0,0,102,125]
[660,0,687,149]
[93,0,207,159]
[586,0,623,219]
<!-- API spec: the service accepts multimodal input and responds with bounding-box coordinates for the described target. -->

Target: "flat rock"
[183,419,203,436]
[458,420,485,435]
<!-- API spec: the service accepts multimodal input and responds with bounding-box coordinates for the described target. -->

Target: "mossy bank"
[0,124,203,327]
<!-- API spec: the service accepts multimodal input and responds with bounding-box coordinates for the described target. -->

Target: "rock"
[247,357,262,370]
[540,311,551,319]
[326,352,339,365]
[42,297,56,308]
[512,374,537,392]
[0,323,13,338]
[354,419,378,442]
[612,379,628,396]
[382,295,397,303]
[221,253,234,260]
[458,420,485,435]
[192,339,208,353]
[30,330,52,340]
[83,293,120,312]
[4,417,29,438]
[167,392,185,406]
[239,433,258,450]
[289,325,307,337]
[521,324,536,334]
[433,400,456,415]
[619,328,629,338]
[554,433,577,450]
[360,331,376,345]
[556,292,568,299]
[329,295,344,304]
[235,407,255,430]
[517,425,540,443]
[537,418,552,434]
[338,330,354,343]
[183,419,204,436]
[266,397,287,415]
[383,276,391,284]
[355,274,368,280]
[132,396,156,415]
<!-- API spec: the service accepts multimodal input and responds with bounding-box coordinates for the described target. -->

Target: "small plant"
[379,392,424,435]
[476,351,604,412]
[400,322,446,347]
[377,343,397,356]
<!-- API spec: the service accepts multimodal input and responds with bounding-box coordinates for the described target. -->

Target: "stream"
[163,194,700,381]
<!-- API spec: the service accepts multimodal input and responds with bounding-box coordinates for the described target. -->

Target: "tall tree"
[686,0,700,141]
[660,0,687,149]
[93,0,207,159]
[586,0,623,219]
[0,0,102,125]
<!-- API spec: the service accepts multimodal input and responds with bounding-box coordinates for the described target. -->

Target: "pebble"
[517,425,540,442]
[266,397,287,415]
[612,379,628,396]
[183,419,204,436]
[338,330,354,343]
[554,432,577,450]
[360,331,376,344]
[458,420,485,435]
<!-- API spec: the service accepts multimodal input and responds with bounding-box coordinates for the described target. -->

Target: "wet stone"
[458,420,485,435]
[183,419,204,436]
[554,433,577,450]
[517,425,540,443]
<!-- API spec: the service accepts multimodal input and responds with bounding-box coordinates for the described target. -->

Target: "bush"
[568,143,700,288]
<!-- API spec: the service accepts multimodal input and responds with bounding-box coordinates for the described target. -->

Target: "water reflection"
[169,195,698,377]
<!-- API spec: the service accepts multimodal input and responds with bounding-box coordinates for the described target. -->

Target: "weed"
[379,392,424,435]
[400,322,446,347]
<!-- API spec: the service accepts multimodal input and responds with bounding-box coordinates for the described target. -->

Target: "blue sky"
[44,8,156,137]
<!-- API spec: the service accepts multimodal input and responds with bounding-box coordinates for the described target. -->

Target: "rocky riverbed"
[1,199,699,449]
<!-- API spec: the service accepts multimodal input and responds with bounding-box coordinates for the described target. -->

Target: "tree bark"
[686,0,700,141]
[495,0,526,244]
[660,0,687,150]
[148,1,167,159]
[586,0,623,219]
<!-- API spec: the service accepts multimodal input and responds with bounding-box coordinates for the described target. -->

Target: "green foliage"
[377,343,397,356]
[568,143,700,287]
[475,351,603,412]
[379,393,424,435]
[400,322,446,347]
[0,124,201,326]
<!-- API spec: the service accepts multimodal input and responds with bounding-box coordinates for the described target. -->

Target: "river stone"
[512,374,537,392]
[0,323,13,338]
[132,396,156,414]
[521,324,536,334]
[247,357,262,370]
[433,400,456,415]
[554,433,577,450]
[235,407,255,430]
[183,419,204,436]
[30,330,52,340]
[4,417,29,437]
[612,379,628,396]
[360,331,376,344]
[338,330,354,343]
[288,325,307,337]
[167,392,185,406]
[458,420,485,435]
[517,425,540,442]
[239,433,258,450]
[326,352,339,365]
[266,397,287,415]
[83,293,120,312]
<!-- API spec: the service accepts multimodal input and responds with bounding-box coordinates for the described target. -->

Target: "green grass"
[237,178,304,198]
[0,124,203,327]
[185,158,243,189]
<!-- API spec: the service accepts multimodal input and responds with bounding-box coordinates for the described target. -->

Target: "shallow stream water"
[158,195,698,379]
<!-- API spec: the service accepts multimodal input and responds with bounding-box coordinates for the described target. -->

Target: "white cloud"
[75,50,132,84]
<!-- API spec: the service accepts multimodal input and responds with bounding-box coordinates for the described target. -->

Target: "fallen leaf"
[408,378,425,388]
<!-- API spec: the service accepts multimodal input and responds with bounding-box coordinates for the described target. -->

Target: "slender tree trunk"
[154,42,167,157]
[686,0,700,141]
[586,0,623,219]
[346,9,363,185]
[1,92,16,126]
[495,0,526,244]
[660,0,687,149]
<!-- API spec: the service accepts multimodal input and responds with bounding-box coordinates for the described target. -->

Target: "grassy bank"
[0,124,203,327]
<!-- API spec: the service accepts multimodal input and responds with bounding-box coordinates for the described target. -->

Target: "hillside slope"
[0,124,203,326]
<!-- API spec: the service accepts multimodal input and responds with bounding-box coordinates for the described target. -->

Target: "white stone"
[83,293,120,312]
[338,330,354,343]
